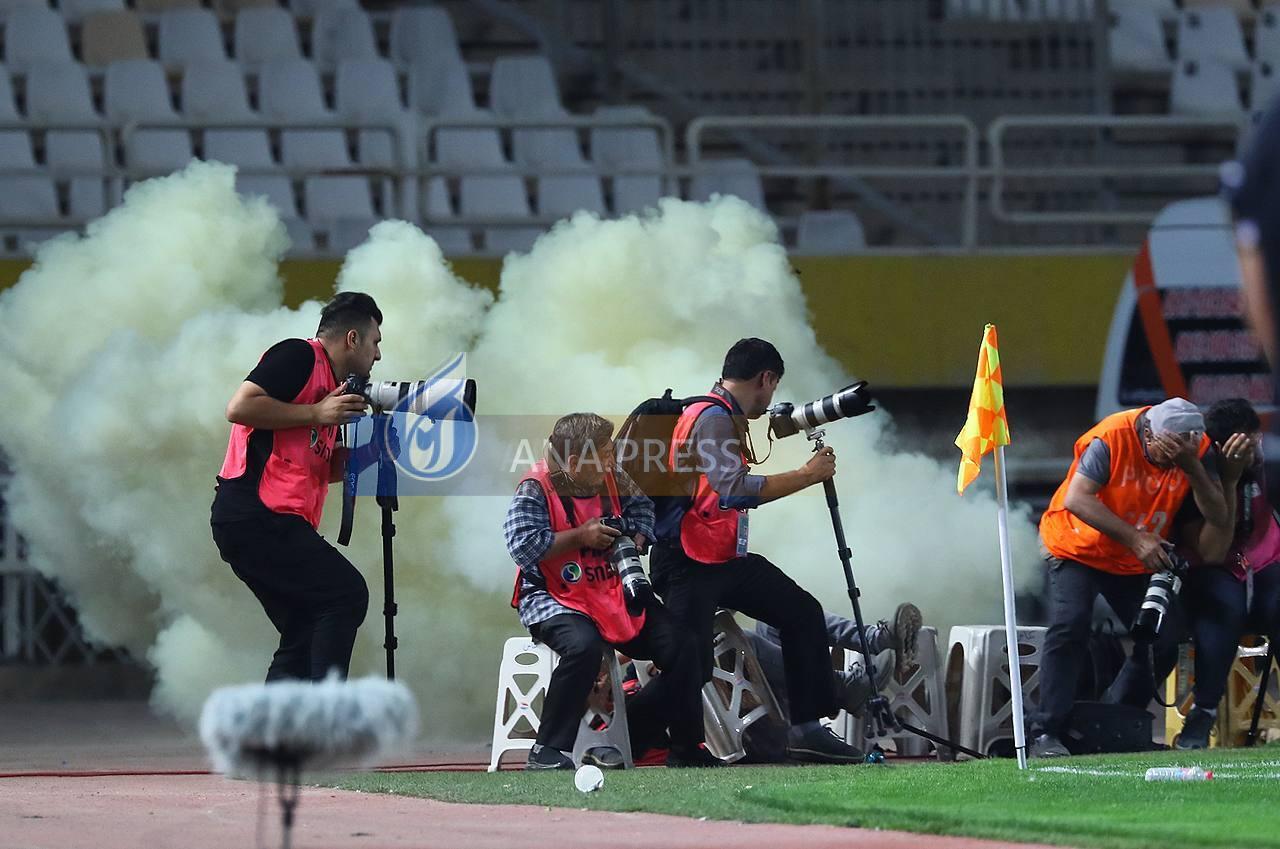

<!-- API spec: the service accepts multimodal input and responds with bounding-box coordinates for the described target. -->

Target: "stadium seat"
[590,105,665,214]
[326,216,378,253]
[489,55,564,118]
[204,129,274,167]
[1182,0,1256,18]
[310,5,377,70]
[795,210,867,253]
[0,64,19,120]
[25,61,98,122]
[303,175,375,230]
[946,0,1024,20]
[1170,58,1246,118]
[0,0,47,21]
[180,58,255,121]
[4,9,73,72]
[1250,61,1280,117]
[0,128,34,167]
[45,132,105,220]
[436,121,537,253]
[690,158,766,211]
[1108,0,1172,73]
[233,8,302,66]
[258,58,328,121]
[538,174,605,218]
[280,215,315,252]
[288,0,356,18]
[335,58,409,167]
[158,9,228,68]
[422,176,472,254]
[238,174,298,216]
[409,54,475,116]
[1177,7,1251,73]
[105,59,193,174]
[57,0,122,22]
[135,0,201,14]
[1258,5,1280,65]
[212,0,274,16]
[389,5,461,65]
[1021,0,1095,20]
[81,11,149,67]
[0,175,59,220]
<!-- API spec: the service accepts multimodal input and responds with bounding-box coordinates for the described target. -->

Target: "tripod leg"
[1247,638,1277,747]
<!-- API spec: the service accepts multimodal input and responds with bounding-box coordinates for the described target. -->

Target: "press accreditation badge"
[736,510,749,558]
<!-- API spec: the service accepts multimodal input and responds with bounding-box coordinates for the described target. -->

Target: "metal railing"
[987,115,1247,226]
[687,114,982,247]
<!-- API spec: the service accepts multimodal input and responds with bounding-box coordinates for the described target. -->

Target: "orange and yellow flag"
[955,323,1010,494]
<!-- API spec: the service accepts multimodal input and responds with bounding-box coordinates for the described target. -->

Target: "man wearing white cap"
[1030,398,1230,758]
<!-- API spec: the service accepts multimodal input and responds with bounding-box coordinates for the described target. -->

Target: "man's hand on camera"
[803,446,837,484]
[577,517,622,550]
[1130,529,1174,572]
[314,385,367,425]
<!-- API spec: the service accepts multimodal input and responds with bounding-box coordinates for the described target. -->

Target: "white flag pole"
[993,443,1028,770]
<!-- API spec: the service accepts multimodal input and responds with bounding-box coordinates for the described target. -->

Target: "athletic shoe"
[1175,707,1215,750]
[582,746,626,769]
[1029,733,1070,758]
[838,648,896,715]
[525,744,574,770]
[786,724,867,764]
[666,744,725,768]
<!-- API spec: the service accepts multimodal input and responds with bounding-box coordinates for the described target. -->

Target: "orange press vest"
[218,338,338,529]
[1040,407,1209,576]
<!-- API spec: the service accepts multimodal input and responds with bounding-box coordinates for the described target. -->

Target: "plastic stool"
[1166,636,1280,747]
[830,626,949,757]
[700,609,785,762]
[946,625,1045,758]
[487,636,633,772]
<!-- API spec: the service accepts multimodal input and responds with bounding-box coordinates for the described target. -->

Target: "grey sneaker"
[1175,707,1215,750]
[786,724,867,764]
[869,603,923,677]
[1029,733,1070,759]
[836,648,896,715]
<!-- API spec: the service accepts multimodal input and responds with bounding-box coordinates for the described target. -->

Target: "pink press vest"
[509,461,646,644]
[218,338,338,528]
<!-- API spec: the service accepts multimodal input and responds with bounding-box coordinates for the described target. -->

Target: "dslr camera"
[342,374,478,417]
[768,380,876,439]
[600,516,652,616]
[1130,544,1190,642]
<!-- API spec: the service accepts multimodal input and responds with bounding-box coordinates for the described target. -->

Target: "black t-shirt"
[211,339,334,524]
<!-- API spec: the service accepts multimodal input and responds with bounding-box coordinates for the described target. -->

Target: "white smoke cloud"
[0,165,1040,739]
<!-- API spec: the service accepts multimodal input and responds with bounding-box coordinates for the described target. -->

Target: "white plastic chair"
[180,59,255,122]
[233,7,302,66]
[158,9,227,68]
[389,5,461,65]
[311,5,377,69]
[1177,6,1251,73]
[1171,58,1246,118]
[690,158,766,211]
[1109,0,1172,73]
[4,8,72,72]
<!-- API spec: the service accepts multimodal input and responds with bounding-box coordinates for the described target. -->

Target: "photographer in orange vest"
[1030,398,1230,757]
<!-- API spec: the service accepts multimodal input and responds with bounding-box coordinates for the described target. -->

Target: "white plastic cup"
[574,764,604,793]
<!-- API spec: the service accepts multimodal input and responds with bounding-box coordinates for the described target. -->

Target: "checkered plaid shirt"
[504,471,655,630]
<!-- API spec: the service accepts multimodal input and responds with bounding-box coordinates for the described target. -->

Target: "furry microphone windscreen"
[199,675,419,777]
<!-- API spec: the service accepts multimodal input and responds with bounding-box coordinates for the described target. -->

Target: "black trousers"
[650,544,837,724]
[211,514,369,682]
[1031,557,1183,737]
[1186,564,1280,708]
[529,604,704,754]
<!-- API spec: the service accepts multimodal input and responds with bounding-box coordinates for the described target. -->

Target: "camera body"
[1130,546,1190,642]
[600,516,652,616]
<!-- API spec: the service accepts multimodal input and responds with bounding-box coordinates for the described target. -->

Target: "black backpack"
[614,389,728,523]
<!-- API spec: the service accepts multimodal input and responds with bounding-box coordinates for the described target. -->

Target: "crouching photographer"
[1178,399,1280,749]
[1031,398,1230,758]
[504,413,716,770]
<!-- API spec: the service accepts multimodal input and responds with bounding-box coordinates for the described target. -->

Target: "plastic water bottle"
[1144,766,1213,782]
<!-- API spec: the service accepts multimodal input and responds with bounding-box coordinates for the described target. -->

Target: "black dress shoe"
[525,744,574,770]
[666,744,725,768]
[1029,733,1070,758]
